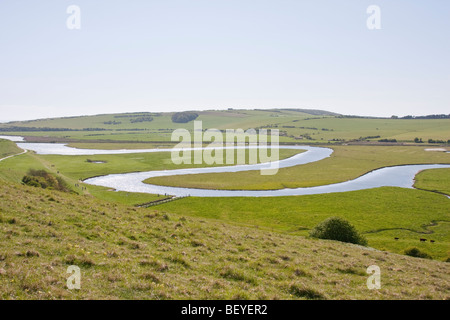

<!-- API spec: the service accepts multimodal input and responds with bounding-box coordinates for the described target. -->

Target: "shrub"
[22,169,69,192]
[404,247,432,259]
[22,175,44,188]
[309,217,367,246]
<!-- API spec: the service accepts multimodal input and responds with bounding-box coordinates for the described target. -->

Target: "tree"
[309,217,367,246]
[171,112,199,123]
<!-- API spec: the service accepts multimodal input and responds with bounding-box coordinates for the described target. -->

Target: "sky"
[0,0,449,121]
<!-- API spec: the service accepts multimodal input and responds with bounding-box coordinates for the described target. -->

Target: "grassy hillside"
[0,109,333,130]
[0,179,448,300]
[0,139,23,159]
[1,109,449,144]
[0,109,326,143]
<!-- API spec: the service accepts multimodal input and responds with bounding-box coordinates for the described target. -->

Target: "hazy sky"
[0,0,449,121]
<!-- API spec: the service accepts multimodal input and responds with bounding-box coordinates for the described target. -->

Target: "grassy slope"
[146,146,450,190]
[415,168,450,195]
[0,110,317,131]
[1,110,449,143]
[158,188,450,261]
[0,179,449,300]
[0,110,316,143]
[0,139,23,159]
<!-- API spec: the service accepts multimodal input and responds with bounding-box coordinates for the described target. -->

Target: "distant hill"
[0,109,335,132]
[277,108,341,116]
[0,108,448,144]
[1,108,339,127]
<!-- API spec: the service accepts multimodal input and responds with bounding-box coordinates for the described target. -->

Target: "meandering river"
[1,136,449,197]
[83,163,450,197]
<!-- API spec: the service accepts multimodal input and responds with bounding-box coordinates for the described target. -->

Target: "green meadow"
[415,168,450,196]
[157,188,450,261]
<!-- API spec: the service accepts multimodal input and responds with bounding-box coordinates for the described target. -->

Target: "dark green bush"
[22,169,69,192]
[404,247,432,259]
[22,175,42,188]
[309,217,367,246]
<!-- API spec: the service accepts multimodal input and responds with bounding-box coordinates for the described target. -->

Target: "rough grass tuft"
[288,283,326,300]
[220,267,257,285]
[64,255,95,267]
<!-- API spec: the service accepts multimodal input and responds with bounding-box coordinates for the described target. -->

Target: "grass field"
[272,117,450,142]
[146,145,450,190]
[0,179,448,300]
[415,168,450,195]
[1,109,449,144]
[157,188,450,261]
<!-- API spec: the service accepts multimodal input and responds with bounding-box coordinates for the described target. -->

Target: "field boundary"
[136,195,190,208]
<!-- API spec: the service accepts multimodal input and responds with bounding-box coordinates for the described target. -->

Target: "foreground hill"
[0,179,448,299]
